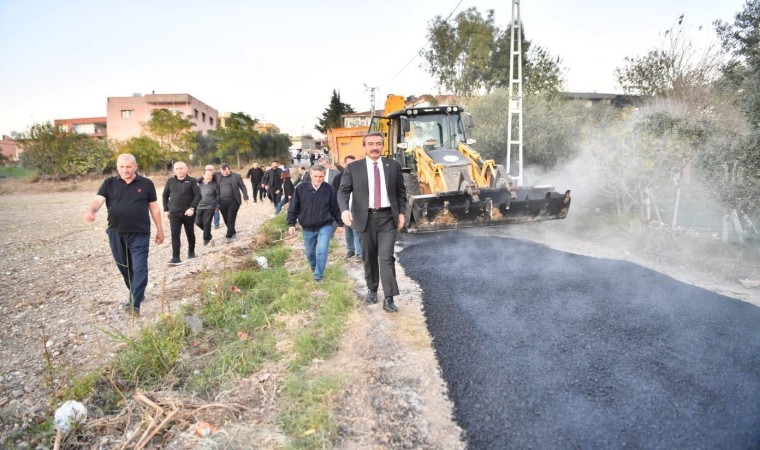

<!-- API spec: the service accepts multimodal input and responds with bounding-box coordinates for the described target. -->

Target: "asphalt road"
[397,231,760,449]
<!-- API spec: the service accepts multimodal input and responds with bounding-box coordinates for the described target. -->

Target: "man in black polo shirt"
[84,153,164,316]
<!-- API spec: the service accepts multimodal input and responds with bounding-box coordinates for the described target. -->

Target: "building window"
[194,109,199,118]
[121,110,134,119]
[209,117,214,126]
[202,112,206,123]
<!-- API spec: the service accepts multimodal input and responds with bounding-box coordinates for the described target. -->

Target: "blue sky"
[0,0,746,138]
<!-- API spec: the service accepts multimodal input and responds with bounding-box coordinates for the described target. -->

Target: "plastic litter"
[54,400,87,433]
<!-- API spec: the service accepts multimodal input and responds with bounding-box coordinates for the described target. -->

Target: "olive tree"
[117,135,166,172]
[467,89,588,171]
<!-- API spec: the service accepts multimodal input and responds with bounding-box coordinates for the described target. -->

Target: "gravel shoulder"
[0,180,463,448]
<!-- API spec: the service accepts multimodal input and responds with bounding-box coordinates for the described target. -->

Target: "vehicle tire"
[402,173,421,232]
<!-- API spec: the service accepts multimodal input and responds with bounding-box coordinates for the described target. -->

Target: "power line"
[377,0,465,87]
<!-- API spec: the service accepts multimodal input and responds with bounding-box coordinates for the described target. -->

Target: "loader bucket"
[407,186,571,233]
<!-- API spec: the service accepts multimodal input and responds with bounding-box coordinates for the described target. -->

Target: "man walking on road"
[204,164,222,229]
[84,153,165,316]
[337,132,406,313]
[332,155,362,260]
[287,165,344,282]
[246,163,266,203]
[262,160,282,206]
[218,163,248,241]
[162,161,201,265]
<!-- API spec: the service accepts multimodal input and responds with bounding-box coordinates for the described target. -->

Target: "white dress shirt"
[364,157,390,208]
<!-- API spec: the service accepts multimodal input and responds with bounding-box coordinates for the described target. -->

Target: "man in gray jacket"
[218,163,248,241]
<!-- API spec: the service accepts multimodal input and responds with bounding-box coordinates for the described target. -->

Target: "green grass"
[279,373,344,449]
[105,316,189,388]
[57,371,103,401]
[0,165,35,178]
[39,214,357,448]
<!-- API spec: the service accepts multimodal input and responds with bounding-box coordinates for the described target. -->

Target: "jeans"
[345,225,362,255]
[302,225,333,281]
[275,195,290,214]
[107,230,150,308]
[213,209,220,228]
[169,212,195,258]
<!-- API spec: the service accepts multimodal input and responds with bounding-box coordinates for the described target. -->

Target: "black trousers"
[169,212,195,258]
[250,182,264,202]
[220,198,241,238]
[358,209,399,297]
[268,188,281,205]
[195,208,215,242]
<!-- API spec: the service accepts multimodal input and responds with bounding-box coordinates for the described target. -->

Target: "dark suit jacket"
[219,172,248,205]
[324,167,338,185]
[337,157,407,232]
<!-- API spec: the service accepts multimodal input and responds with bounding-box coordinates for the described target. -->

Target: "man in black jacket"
[163,161,201,265]
[245,163,266,203]
[262,160,282,206]
[287,165,343,282]
[219,163,249,241]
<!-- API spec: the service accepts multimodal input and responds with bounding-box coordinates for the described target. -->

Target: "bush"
[18,123,115,177]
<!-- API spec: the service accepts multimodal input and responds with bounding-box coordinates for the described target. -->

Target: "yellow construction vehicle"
[369,95,571,232]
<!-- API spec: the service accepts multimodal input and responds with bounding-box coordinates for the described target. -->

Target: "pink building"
[106,93,218,142]
[0,135,21,161]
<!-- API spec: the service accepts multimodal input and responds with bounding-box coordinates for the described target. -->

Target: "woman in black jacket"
[275,167,295,214]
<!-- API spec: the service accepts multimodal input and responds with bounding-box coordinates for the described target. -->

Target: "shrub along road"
[398,231,760,449]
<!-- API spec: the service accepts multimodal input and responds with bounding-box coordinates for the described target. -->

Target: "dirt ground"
[0,177,758,448]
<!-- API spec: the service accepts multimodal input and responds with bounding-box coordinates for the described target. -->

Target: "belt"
[369,207,391,213]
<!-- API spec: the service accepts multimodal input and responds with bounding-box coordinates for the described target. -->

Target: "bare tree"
[615,15,724,110]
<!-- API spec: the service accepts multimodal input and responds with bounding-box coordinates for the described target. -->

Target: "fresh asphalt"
[397,231,760,449]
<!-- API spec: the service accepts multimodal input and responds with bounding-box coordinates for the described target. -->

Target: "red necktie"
[373,162,381,209]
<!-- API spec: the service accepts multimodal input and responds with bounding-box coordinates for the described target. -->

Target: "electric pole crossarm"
[506,0,524,186]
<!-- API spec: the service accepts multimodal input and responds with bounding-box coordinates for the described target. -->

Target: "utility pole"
[364,84,378,121]
[506,0,524,186]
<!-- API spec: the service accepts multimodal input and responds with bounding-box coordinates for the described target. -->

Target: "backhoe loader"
[369,95,571,232]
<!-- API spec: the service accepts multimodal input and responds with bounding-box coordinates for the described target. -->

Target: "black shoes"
[365,290,378,304]
[187,251,196,259]
[203,240,211,246]
[345,250,355,259]
[383,297,398,313]
[168,257,183,265]
[122,301,140,316]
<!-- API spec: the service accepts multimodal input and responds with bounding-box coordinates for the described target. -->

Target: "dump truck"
[369,94,571,232]
[326,126,366,164]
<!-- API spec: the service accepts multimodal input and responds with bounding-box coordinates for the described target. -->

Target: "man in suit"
[318,156,339,185]
[332,155,362,260]
[337,132,407,313]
